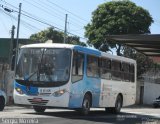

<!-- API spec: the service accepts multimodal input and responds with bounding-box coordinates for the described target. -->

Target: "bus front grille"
[28,99,49,105]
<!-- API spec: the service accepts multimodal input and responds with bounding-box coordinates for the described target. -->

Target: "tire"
[153,104,158,108]
[113,95,122,114]
[33,106,46,113]
[81,94,91,115]
[0,97,5,111]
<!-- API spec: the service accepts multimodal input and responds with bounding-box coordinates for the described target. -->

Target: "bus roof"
[21,43,76,49]
[101,52,136,64]
[21,43,101,56]
[21,43,136,63]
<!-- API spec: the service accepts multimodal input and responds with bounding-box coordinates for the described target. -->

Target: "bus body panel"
[69,80,84,108]
[99,52,137,108]
[69,46,101,108]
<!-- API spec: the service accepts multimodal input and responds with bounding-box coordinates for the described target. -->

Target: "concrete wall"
[4,70,15,104]
[143,82,160,104]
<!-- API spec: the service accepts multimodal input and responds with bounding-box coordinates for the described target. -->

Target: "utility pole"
[14,3,22,72]
[64,14,68,43]
[10,25,15,70]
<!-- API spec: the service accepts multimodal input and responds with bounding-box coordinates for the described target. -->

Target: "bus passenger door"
[69,51,85,108]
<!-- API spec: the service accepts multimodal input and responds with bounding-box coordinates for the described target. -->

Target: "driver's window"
[72,51,84,83]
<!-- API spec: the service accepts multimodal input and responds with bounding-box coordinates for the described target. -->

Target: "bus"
[14,43,136,115]
[0,90,6,111]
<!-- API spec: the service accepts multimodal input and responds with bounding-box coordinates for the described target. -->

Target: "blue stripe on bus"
[74,46,101,56]
[14,81,38,95]
[69,47,101,108]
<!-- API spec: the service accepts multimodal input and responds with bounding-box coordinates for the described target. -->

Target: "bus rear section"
[99,53,137,113]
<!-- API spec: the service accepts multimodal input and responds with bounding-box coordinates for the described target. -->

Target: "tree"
[30,27,86,46]
[85,0,153,55]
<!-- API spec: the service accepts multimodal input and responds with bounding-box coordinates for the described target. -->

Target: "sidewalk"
[123,104,153,109]
[5,104,32,110]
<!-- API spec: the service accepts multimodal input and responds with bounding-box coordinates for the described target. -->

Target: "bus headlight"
[15,87,24,95]
[53,89,66,97]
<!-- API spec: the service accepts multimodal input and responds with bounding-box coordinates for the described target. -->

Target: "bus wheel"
[33,106,46,113]
[113,95,122,114]
[81,94,91,115]
[0,97,5,111]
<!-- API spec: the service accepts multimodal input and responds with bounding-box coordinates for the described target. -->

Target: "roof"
[106,34,160,56]
[21,43,76,49]
[101,52,136,64]
[21,43,101,56]
[22,43,136,62]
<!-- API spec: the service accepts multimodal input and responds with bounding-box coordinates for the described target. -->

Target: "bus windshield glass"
[15,48,71,86]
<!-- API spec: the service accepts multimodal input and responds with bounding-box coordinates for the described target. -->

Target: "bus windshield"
[15,48,71,86]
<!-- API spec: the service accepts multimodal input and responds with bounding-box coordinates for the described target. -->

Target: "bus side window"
[111,60,121,81]
[130,64,135,82]
[72,51,84,83]
[87,55,100,78]
[122,62,130,82]
[100,58,111,80]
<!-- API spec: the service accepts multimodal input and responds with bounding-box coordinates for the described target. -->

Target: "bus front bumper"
[13,89,69,107]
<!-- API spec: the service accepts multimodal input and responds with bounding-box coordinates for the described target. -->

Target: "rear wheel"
[81,94,91,115]
[113,95,123,114]
[153,104,158,108]
[0,97,5,111]
[33,106,46,113]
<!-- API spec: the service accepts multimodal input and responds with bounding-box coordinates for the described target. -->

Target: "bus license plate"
[39,88,51,94]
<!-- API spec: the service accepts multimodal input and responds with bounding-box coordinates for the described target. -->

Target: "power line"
[0,8,10,34]
[22,0,65,22]
[2,0,64,28]
[46,0,88,23]
[45,0,89,29]
[23,0,86,31]
[0,3,87,41]
[38,0,86,27]
[2,0,87,38]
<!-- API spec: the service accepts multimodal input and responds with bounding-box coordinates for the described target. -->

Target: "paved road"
[0,106,160,124]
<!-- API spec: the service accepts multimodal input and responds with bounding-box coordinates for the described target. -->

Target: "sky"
[0,0,160,42]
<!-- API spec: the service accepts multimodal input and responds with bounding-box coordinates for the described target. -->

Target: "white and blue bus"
[14,43,136,115]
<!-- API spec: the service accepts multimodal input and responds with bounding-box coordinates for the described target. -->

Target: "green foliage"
[30,27,86,46]
[85,0,154,77]
[85,0,153,53]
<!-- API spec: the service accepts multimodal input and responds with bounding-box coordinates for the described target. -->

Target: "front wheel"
[0,97,5,111]
[81,94,91,115]
[33,106,46,113]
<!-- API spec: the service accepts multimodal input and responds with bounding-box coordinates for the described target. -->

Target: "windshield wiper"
[24,70,38,81]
